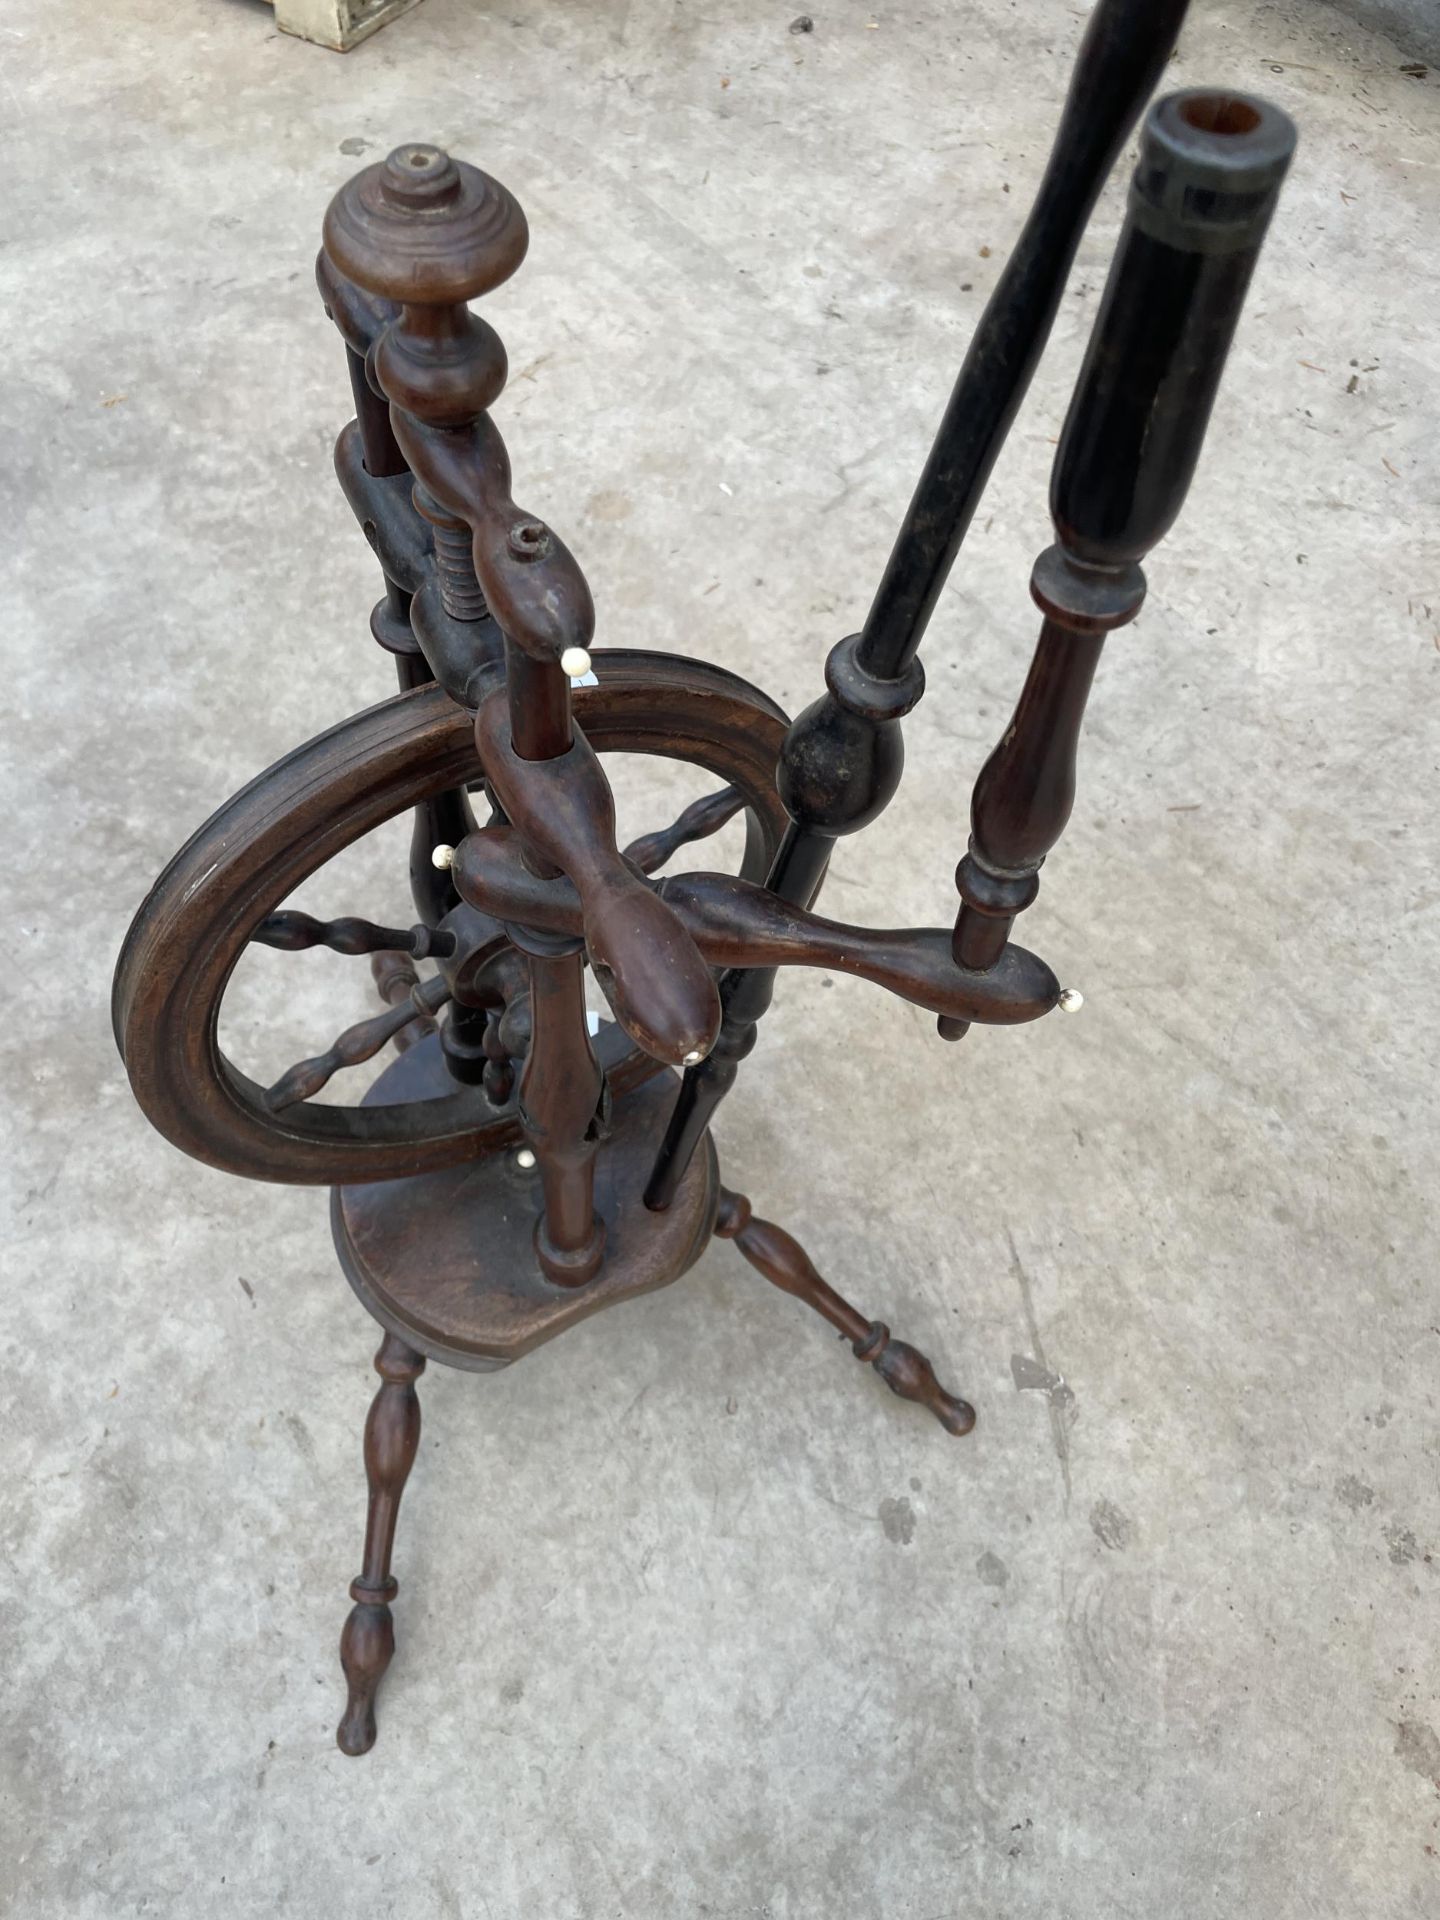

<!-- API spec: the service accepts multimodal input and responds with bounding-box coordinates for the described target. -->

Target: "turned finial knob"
[1058,986,1084,1013]
[431,844,456,871]
[323,143,528,309]
[323,143,528,426]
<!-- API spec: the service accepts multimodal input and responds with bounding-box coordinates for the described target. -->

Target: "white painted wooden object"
[269,0,423,53]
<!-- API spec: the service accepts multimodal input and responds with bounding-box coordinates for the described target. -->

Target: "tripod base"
[328,1021,972,1754]
[331,1033,717,1370]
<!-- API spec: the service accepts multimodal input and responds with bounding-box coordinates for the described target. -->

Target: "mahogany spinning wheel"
[113,0,1295,1760]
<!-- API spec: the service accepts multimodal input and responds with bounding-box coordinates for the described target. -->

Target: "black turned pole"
[645,0,1190,1209]
[856,0,1191,681]
[944,89,1296,1015]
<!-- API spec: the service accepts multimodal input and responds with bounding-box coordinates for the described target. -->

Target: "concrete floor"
[4,0,1437,1914]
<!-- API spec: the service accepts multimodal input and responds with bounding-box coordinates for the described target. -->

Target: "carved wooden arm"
[449,828,1060,1029]
[470,693,722,1065]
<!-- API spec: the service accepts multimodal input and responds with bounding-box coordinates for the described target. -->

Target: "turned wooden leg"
[714,1190,975,1437]
[336,1331,426,1756]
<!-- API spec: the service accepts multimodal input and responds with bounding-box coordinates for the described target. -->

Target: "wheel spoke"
[252,910,455,959]
[263,975,452,1111]
[622,785,744,876]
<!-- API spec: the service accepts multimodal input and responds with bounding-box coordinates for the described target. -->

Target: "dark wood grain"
[622,785,745,876]
[514,935,607,1286]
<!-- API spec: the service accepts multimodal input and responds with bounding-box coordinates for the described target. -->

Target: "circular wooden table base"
[332,1034,718,1370]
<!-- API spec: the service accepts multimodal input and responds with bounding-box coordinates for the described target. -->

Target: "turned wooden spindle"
[370,948,438,1053]
[337,1333,427,1757]
[715,1192,975,1437]
[314,251,403,478]
[481,1007,514,1105]
[317,232,485,939]
[255,910,454,959]
[944,89,1297,1025]
[262,975,452,1111]
[471,942,529,1106]
[323,141,578,761]
[942,565,1135,1008]
[514,930,607,1286]
[321,146,617,1283]
[413,482,489,624]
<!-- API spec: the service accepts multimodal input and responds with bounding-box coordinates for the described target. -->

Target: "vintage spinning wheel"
[113,0,1295,1759]
[112,657,791,1188]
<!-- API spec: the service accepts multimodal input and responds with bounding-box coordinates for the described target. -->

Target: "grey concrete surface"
[3,1,1437,1915]
[1336,0,1440,67]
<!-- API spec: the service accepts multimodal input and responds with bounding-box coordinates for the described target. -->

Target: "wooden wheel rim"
[112,651,789,1186]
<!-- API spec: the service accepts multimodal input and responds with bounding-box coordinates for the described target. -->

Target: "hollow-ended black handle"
[1052,90,1297,568]
[944,89,1297,1004]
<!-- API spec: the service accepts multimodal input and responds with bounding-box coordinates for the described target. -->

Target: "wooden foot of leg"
[336,1331,426,1756]
[714,1189,975,1437]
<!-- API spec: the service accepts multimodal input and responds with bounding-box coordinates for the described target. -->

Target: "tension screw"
[515,1147,537,1170]
[560,646,592,679]
[1058,987,1085,1013]
[431,844,456,870]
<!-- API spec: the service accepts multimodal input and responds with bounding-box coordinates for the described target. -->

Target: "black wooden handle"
[946,92,1295,990]
[1052,90,1296,568]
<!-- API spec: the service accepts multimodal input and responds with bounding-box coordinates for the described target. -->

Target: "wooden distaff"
[941,89,1297,1031]
[643,0,1196,1210]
